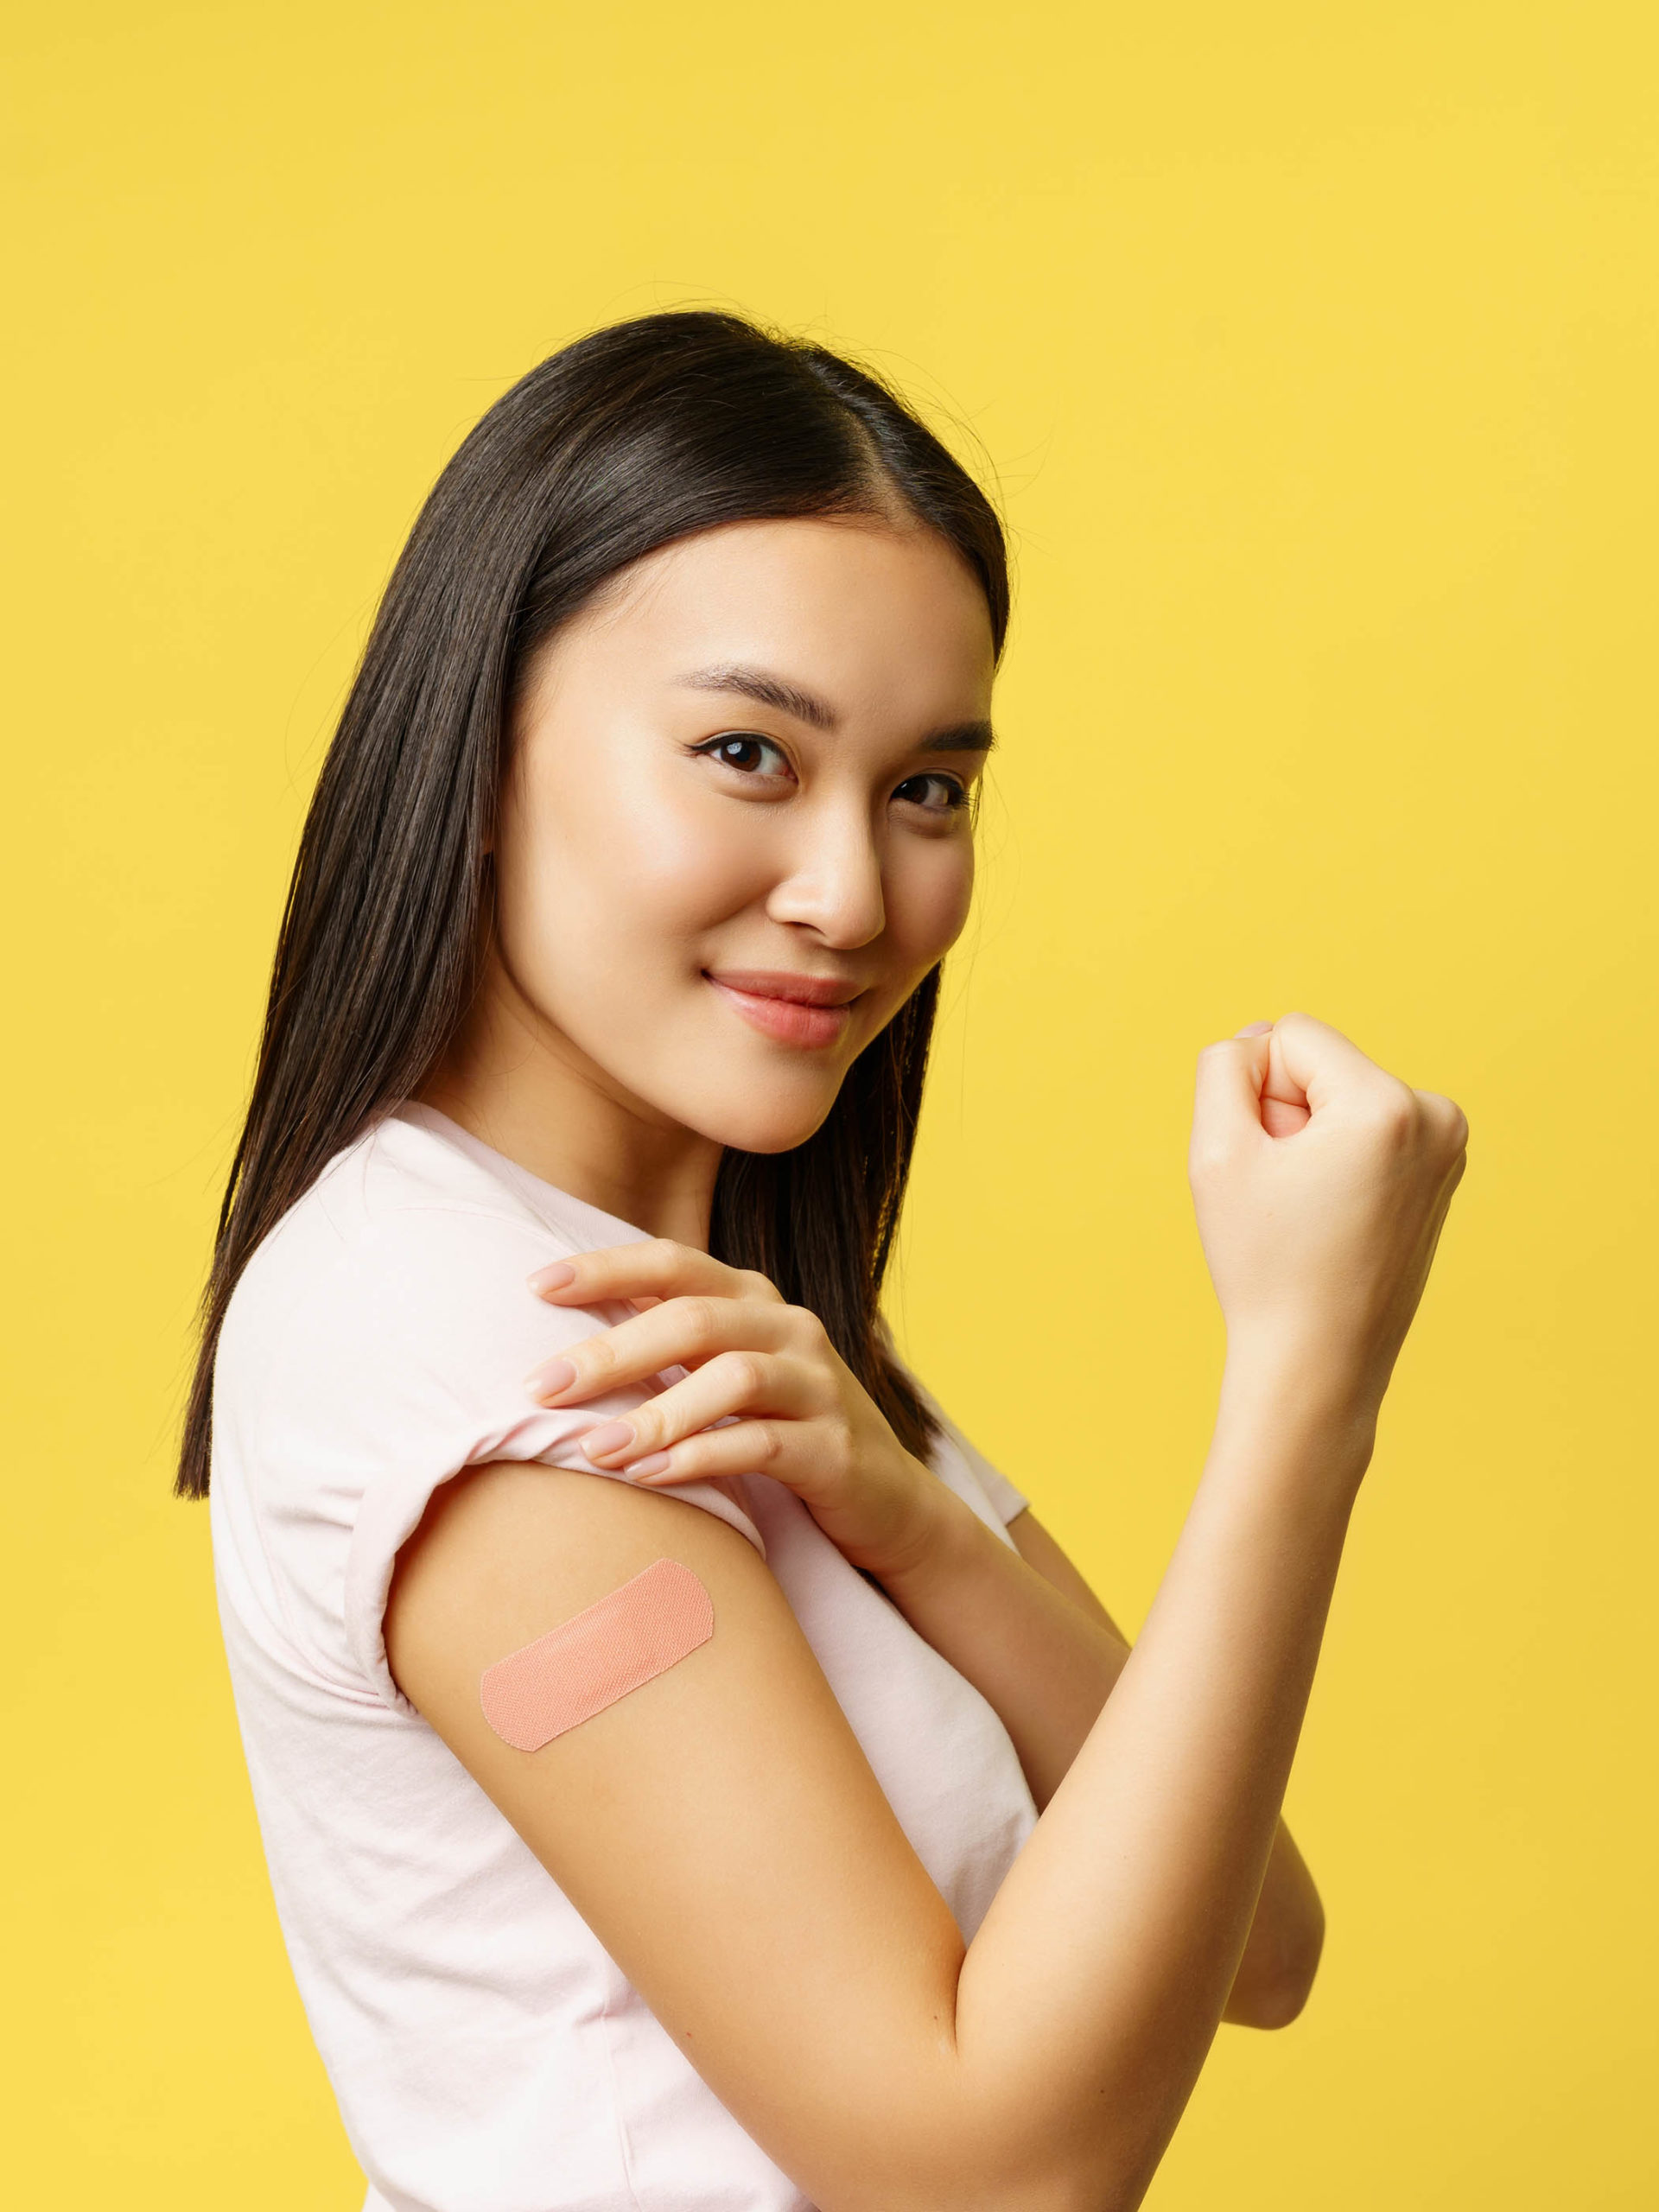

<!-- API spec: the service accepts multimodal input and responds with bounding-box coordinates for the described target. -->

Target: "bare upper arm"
[385,1461,975,2209]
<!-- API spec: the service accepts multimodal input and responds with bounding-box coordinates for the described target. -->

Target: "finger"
[1260,1020,1310,1122]
[1413,1088,1470,1157]
[1267,1011,1392,1118]
[1234,1016,1313,1135]
[527,1238,778,1307]
[1191,1033,1274,1161]
[1260,1092,1312,1138]
[585,1352,819,1466]
[524,1294,800,1407]
[627,1419,795,1488]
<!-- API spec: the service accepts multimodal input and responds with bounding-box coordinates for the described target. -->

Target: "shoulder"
[210,1110,766,1706]
[210,1110,648,1532]
[219,1111,617,1394]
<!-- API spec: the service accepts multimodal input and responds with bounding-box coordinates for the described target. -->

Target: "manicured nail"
[584,1421,636,1461]
[1235,1020,1274,1038]
[626,1452,673,1478]
[529,1262,577,1294]
[525,1357,575,1402]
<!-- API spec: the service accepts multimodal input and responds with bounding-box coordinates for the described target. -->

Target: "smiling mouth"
[702,969,864,1050]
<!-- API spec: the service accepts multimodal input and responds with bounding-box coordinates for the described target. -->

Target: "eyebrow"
[676,662,996,753]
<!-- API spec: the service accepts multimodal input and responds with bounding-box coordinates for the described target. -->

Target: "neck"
[418,959,723,1249]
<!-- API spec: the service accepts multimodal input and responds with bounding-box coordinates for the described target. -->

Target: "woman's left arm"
[523,1239,1325,2031]
[880,1489,1325,2030]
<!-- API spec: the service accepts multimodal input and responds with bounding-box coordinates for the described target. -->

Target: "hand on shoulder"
[520,1239,951,1580]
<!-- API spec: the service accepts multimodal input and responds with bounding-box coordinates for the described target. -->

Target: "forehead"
[545,516,995,721]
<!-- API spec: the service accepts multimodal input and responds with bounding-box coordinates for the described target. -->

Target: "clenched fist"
[1189,1013,1467,1419]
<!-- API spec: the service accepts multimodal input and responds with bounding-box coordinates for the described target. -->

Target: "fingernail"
[529,1262,576,1294]
[626,1452,673,1478]
[584,1421,636,1461]
[1235,1020,1274,1038]
[525,1357,575,1402]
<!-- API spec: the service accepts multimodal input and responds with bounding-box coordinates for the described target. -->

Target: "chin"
[680,1079,843,1157]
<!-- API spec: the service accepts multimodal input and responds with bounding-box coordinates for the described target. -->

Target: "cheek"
[498,748,770,988]
[886,837,976,968]
[620,791,768,939]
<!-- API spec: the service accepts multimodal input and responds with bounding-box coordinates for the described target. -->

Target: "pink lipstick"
[704,969,862,1050]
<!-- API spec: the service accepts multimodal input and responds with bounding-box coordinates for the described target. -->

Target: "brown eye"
[893,772,969,813]
[694,733,794,780]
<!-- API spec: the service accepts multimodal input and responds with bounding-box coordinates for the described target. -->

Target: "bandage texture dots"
[479,1557,715,1751]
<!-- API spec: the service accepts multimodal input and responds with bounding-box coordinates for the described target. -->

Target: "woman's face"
[490,514,996,1154]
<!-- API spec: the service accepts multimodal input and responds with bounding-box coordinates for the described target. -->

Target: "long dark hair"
[176,309,1009,1499]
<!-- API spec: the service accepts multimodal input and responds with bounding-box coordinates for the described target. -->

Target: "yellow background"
[4,3,1655,2202]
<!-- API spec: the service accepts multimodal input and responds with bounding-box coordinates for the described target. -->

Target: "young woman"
[186,310,1467,2212]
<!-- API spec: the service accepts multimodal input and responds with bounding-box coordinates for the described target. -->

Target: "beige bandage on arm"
[479,1556,715,1751]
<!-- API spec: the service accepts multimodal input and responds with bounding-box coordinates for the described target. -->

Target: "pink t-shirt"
[209,1104,1039,2212]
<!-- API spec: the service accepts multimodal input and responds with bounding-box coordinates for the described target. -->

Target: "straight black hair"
[176,309,1009,1499]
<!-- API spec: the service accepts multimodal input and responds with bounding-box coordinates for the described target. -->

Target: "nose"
[764,797,887,949]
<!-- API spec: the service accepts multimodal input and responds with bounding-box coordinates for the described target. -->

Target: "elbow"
[1228,1898,1325,2031]
[1231,1964,1316,2031]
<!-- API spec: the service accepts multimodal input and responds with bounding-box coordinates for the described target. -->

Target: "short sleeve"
[899,1369,1031,1541]
[938,1414,1031,1527]
[236,1203,766,1715]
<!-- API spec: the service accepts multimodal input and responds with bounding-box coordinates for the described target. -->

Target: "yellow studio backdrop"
[3,2,1654,2202]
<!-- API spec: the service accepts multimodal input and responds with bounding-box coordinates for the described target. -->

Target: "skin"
[426,511,993,1230]
[392,512,1468,2209]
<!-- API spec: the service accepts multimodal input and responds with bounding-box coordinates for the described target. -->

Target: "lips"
[703,969,864,1050]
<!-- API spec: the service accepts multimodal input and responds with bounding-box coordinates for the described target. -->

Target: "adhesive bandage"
[479,1557,715,1751]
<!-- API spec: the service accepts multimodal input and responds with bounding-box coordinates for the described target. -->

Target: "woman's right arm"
[385,1014,1466,2212]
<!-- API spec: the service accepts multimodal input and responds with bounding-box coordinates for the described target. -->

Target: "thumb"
[1267,1010,1378,1117]
[1260,1022,1313,1138]
[1191,1029,1274,1153]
